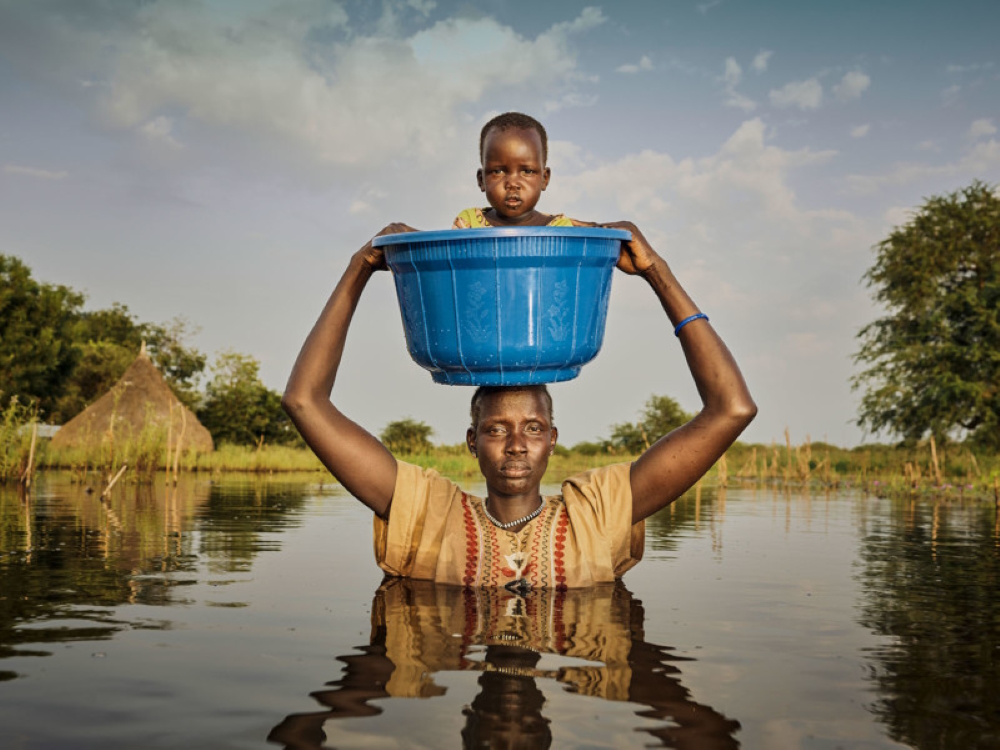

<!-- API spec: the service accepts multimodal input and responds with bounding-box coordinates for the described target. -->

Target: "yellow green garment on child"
[452,207,574,228]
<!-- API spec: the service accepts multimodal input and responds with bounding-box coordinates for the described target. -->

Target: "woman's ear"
[466,427,478,456]
[542,166,551,191]
[549,426,558,454]
[476,168,485,192]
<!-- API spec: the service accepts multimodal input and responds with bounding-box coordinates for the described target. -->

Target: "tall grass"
[1,397,40,484]
[36,421,1000,501]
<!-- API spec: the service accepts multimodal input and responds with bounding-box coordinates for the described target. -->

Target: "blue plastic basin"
[373,226,631,385]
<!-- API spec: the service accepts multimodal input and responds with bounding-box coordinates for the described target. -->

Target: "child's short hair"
[479,112,548,164]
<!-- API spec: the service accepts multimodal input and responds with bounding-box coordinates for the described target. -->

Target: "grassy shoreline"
[18,439,998,502]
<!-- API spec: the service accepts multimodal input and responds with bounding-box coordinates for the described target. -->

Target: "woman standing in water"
[282,215,756,588]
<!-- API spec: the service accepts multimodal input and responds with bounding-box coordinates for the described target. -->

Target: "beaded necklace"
[483,498,544,530]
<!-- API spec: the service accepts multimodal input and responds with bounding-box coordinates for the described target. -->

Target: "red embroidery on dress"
[553,511,569,591]
[460,494,478,586]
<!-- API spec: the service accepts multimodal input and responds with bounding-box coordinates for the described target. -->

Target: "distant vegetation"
[1,254,298,449]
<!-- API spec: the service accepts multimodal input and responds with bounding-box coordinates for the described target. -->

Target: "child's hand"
[359,223,418,271]
[601,221,660,276]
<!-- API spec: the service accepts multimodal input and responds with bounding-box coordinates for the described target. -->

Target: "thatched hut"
[51,345,213,453]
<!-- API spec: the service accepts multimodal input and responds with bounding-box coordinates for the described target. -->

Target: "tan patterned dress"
[374,462,645,589]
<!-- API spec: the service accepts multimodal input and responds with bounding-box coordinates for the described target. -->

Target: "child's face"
[477,127,550,225]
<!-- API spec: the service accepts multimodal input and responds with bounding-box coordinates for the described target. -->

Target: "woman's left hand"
[601,221,661,276]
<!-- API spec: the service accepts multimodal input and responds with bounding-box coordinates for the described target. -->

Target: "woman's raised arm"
[281,223,416,517]
[602,221,757,523]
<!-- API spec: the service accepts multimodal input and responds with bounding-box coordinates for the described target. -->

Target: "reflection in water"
[269,579,741,749]
[0,474,312,679]
[856,497,1000,749]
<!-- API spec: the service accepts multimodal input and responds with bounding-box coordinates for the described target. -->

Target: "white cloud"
[946,61,995,74]
[406,0,436,16]
[723,57,742,87]
[15,4,605,171]
[850,124,870,138]
[847,137,1000,194]
[883,205,912,228]
[140,115,182,149]
[697,0,723,14]
[721,57,755,111]
[4,164,69,180]
[752,49,773,73]
[725,91,757,112]
[833,70,870,101]
[769,78,823,110]
[554,118,839,230]
[968,118,997,139]
[617,55,653,74]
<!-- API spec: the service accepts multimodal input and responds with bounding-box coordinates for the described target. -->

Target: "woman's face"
[467,389,557,501]
[477,127,550,225]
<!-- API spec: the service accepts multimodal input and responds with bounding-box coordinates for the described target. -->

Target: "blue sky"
[2,0,998,448]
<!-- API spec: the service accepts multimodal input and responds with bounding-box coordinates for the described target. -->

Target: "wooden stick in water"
[20,422,38,489]
[102,464,128,498]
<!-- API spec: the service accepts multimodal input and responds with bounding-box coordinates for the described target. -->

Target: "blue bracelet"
[674,312,709,337]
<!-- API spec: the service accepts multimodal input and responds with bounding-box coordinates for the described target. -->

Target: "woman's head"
[477,112,551,225]
[469,385,553,432]
[467,386,557,499]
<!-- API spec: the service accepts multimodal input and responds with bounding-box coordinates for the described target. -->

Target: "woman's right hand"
[359,223,418,271]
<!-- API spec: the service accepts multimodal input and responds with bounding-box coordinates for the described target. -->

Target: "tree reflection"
[0,475,311,678]
[269,579,740,749]
[857,497,1000,748]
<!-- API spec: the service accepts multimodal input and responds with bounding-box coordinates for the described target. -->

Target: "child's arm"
[282,223,417,518]
[602,221,757,523]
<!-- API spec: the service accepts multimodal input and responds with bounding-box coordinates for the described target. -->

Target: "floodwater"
[2,474,999,749]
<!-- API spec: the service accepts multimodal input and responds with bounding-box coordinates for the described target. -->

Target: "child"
[453,112,575,229]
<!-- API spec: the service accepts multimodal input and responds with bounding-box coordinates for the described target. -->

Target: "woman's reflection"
[269,580,739,749]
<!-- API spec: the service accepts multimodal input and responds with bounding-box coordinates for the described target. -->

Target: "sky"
[1,0,998,449]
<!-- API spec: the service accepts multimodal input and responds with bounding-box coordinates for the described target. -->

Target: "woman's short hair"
[469,385,554,430]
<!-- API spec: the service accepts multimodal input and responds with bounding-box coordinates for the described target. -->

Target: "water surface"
[2,474,998,748]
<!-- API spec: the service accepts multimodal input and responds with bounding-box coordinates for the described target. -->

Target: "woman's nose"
[505,433,527,454]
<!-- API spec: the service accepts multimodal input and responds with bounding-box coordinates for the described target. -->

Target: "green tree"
[380,418,434,454]
[610,394,691,454]
[853,181,1000,448]
[198,351,297,446]
[142,317,206,410]
[0,255,84,417]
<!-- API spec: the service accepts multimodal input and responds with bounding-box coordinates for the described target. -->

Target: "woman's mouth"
[501,462,531,476]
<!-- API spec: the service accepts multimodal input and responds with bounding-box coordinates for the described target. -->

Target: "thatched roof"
[51,346,213,452]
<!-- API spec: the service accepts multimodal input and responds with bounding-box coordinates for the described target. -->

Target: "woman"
[282,220,756,588]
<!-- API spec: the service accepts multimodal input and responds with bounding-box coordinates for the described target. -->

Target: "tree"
[0,255,83,417]
[853,181,1000,448]
[142,317,207,411]
[609,394,691,455]
[198,351,298,446]
[380,418,434,454]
